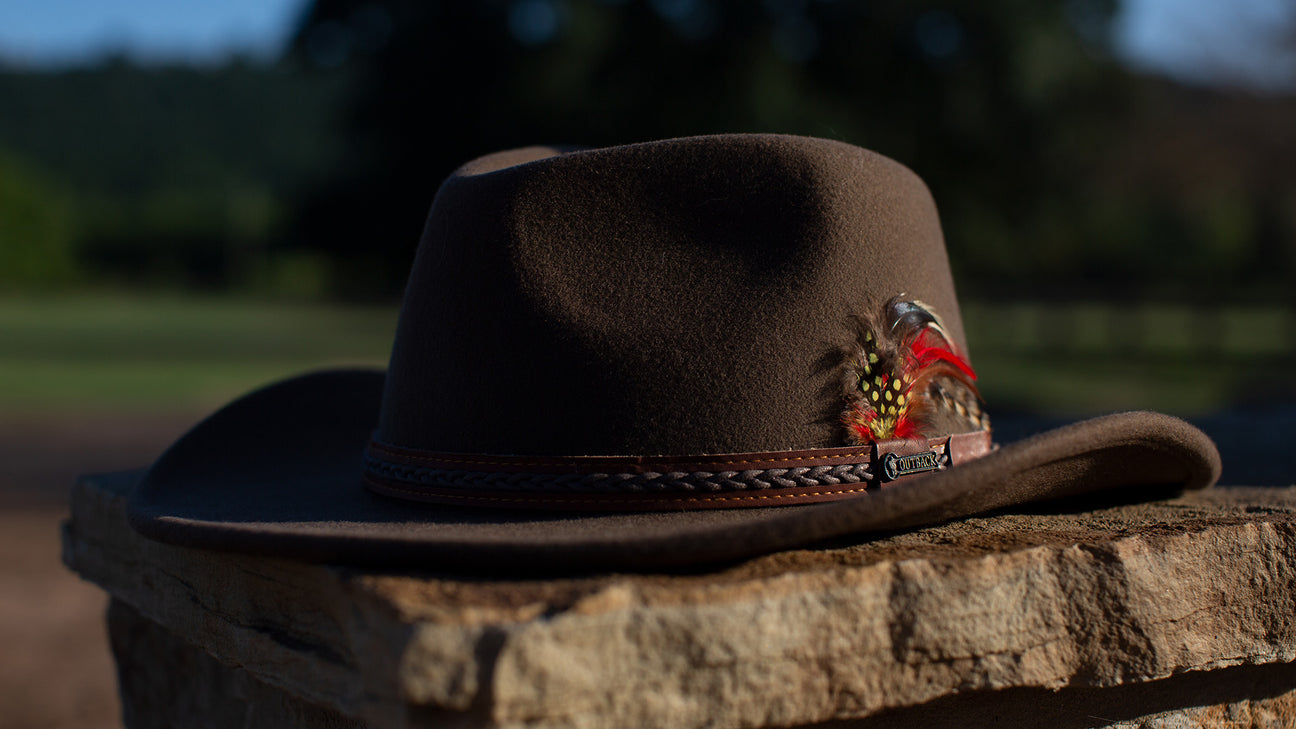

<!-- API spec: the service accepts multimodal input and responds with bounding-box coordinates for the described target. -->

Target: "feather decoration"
[840,297,986,444]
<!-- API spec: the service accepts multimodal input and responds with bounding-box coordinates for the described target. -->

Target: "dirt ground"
[0,414,195,729]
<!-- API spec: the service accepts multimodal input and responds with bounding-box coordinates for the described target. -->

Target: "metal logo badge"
[881,450,942,481]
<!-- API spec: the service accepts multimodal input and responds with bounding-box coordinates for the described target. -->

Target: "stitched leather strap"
[362,430,993,511]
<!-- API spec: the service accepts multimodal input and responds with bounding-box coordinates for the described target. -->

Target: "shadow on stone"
[815,662,1296,729]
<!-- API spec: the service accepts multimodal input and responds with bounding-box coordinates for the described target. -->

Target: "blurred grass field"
[0,296,396,415]
[962,300,1296,416]
[1,295,1292,418]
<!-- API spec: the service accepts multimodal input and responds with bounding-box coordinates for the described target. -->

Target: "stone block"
[64,471,1296,728]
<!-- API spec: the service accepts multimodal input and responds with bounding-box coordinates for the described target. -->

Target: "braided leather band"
[362,430,993,511]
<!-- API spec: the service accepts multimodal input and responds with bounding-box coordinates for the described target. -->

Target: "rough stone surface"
[65,471,1296,728]
[109,599,363,729]
[105,599,1296,729]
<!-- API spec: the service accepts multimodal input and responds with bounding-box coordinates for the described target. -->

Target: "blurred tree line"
[0,59,349,294]
[1,0,1294,300]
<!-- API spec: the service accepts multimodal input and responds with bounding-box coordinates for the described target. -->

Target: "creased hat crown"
[378,134,966,457]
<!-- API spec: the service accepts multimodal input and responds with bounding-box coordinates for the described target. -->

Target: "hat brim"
[127,370,1220,572]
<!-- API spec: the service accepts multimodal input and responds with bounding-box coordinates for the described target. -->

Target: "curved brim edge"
[126,370,1222,571]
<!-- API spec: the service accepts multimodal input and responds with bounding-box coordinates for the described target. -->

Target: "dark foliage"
[0,60,346,289]
[2,0,1294,300]
[285,0,1141,296]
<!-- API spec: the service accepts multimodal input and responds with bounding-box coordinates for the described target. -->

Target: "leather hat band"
[362,430,993,511]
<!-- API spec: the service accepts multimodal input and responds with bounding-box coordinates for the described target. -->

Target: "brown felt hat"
[127,134,1220,571]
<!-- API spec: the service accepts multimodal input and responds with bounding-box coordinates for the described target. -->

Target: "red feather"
[840,297,982,445]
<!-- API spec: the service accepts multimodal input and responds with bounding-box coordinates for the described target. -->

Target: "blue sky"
[0,0,308,65]
[0,0,1293,90]
[1116,0,1296,91]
